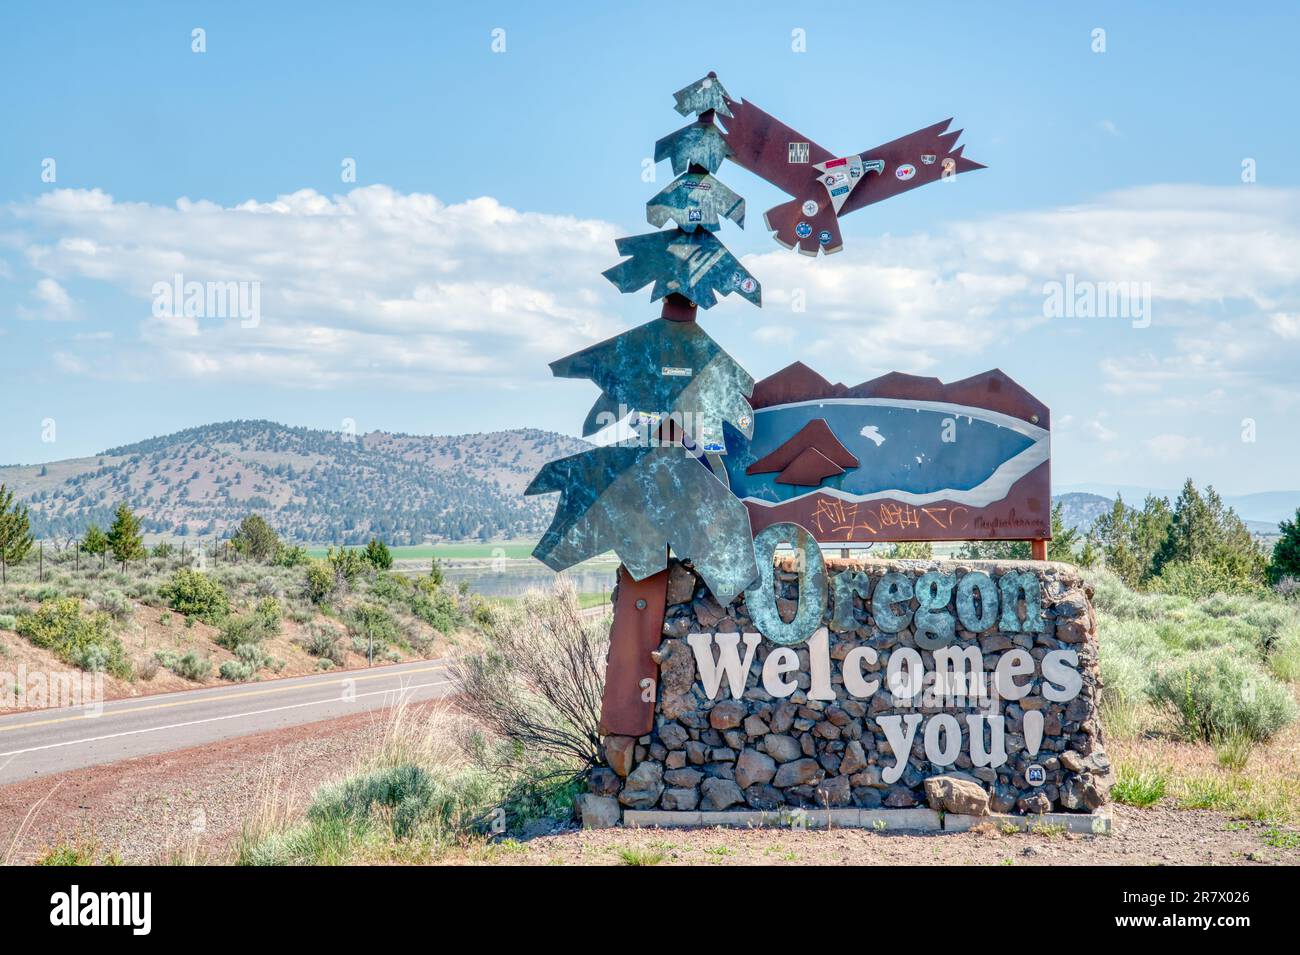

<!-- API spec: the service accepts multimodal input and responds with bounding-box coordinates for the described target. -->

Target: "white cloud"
[17,277,77,321]
[6,183,1300,407]
[1144,433,1220,463]
[1271,312,1300,339]
[8,186,625,388]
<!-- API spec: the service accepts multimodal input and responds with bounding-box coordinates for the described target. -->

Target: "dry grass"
[1107,687,1300,824]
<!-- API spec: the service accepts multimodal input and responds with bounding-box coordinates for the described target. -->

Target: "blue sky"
[2,0,1298,494]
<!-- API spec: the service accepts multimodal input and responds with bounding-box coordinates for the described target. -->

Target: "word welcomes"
[679,548,1088,785]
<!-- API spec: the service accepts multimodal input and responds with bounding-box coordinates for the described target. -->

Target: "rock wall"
[581,558,1114,826]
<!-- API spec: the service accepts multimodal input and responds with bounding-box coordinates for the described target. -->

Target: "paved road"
[0,659,454,786]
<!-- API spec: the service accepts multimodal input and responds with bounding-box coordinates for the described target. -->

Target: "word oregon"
[745,533,1052,650]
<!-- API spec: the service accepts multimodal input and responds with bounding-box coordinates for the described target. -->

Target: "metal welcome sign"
[526,74,1051,734]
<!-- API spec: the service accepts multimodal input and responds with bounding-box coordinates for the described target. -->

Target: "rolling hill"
[0,420,588,545]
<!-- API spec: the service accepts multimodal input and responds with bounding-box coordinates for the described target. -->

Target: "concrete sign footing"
[621,808,1112,834]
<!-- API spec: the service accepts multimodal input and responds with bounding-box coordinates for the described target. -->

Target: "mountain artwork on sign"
[723,363,1051,544]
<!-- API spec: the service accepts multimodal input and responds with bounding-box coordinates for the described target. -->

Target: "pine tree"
[1270,508,1300,586]
[105,503,145,572]
[364,538,393,570]
[231,514,280,562]
[82,524,109,570]
[526,73,760,603]
[0,484,34,585]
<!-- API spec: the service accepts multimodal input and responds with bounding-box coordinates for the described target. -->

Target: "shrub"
[450,584,606,773]
[275,545,310,568]
[254,596,282,634]
[302,626,346,666]
[370,572,410,603]
[0,614,16,631]
[327,547,366,590]
[304,561,335,604]
[15,597,131,678]
[216,614,270,650]
[219,643,278,682]
[256,575,280,598]
[308,763,435,839]
[151,541,175,559]
[162,569,230,623]
[155,649,212,681]
[1149,649,1297,742]
[409,585,461,634]
[346,604,401,656]
[91,589,133,622]
[1154,558,1268,599]
[363,539,393,570]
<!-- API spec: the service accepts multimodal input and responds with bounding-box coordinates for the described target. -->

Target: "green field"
[304,541,539,561]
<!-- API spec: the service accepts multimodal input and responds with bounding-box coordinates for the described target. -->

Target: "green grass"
[1111,765,1169,808]
[618,848,666,866]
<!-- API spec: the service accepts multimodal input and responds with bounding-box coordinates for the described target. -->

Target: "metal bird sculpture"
[719,97,985,255]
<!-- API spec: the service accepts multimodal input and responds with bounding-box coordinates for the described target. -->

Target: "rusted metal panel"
[750,363,1049,428]
[599,565,669,737]
[743,461,1052,544]
[724,363,1051,544]
[719,97,984,255]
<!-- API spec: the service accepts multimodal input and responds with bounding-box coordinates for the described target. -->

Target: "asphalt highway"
[0,659,454,786]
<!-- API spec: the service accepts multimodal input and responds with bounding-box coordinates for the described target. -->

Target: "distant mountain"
[0,420,589,545]
[1058,483,1298,531]
[1051,492,1113,533]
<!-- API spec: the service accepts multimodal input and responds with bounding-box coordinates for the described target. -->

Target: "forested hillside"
[0,421,588,544]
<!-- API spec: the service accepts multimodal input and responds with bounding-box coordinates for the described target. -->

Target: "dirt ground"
[0,708,385,864]
[3,711,1297,866]
[455,804,1295,866]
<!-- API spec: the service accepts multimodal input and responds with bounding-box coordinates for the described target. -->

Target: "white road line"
[0,679,452,759]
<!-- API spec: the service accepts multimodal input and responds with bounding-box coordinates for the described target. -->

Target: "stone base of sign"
[618,807,1112,834]
[592,557,1116,825]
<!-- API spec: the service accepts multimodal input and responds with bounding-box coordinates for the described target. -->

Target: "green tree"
[1089,494,1139,584]
[1269,508,1300,585]
[1152,480,1266,591]
[0,484,34,585]
[1046,502,1089,564]
[1089,493,1172,586]
[231,514,280,562]
[429,556,445,587]
[105,503,145,573]
[363,538,393,570]
[81,524,109,569]
[1131,495,1173,577]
